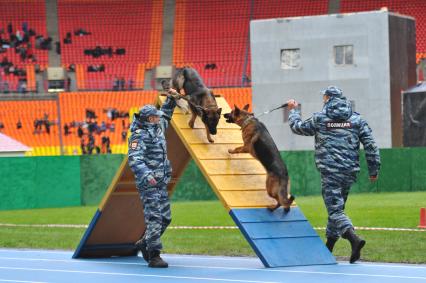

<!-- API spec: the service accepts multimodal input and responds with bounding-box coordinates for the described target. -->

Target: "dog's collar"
[240,116,255,130]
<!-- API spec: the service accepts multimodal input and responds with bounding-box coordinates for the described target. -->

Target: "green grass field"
[0,192,425,263]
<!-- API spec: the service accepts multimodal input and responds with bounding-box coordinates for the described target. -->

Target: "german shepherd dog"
[164,67,222,143]
[224,104,295,212]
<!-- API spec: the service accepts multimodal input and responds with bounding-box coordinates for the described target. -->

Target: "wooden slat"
[221,191,276,208]
[200,159,266,175]
[172,114,240,129]
[192,144,251,160]
[179,128,244,144]
[210,175,267,190]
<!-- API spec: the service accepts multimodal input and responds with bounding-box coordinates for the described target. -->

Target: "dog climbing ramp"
[74,94,336,267]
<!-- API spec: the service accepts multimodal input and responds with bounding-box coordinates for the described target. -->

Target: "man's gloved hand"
[167,88,182,100]
[287,99,299,110]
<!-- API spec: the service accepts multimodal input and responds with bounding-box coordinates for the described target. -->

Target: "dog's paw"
[208,138,214,143]
[188,121,195,128]
[228,149,235,154]
[267,205,277,211]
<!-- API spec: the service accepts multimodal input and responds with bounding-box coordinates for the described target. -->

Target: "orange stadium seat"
[0,100,59,148]
[0,0,47,92]
[57,0,163,90]
[173,0,328,88]
[340,0,426,55]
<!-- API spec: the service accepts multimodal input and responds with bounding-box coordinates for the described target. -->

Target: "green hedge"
[0,148,425,210]
[0,156,81,210]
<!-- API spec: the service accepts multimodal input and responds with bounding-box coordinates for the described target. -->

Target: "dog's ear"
[217,108,222,115]
[243,104,250,111]
[234,106,240,116]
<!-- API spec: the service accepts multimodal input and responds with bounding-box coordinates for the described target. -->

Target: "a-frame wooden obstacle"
[73,95,336,267]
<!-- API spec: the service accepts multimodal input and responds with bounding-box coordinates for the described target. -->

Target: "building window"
[281,49,301,69]
[334,45,354,65]
[283,104,301,123]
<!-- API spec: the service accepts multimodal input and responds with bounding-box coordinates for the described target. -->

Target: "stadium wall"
[0,156,81,210]
[0,149,425,210]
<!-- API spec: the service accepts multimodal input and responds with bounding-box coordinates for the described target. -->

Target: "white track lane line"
[0,266,278,283]
[0,280,47,283]
[0,257,424,280]
[0,250,425,269]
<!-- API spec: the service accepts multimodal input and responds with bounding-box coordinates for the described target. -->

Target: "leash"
[162,90,289,118]
[254,103,288,118]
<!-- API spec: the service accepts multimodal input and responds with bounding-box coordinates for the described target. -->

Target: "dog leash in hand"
[255,103,288,118]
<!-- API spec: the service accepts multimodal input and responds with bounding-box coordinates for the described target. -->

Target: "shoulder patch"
[326,121,352,129]
[131,141,138,150]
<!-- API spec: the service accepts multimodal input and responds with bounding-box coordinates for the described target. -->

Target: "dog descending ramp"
[74,95,336,267]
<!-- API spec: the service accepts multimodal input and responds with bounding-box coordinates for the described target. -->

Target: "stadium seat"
[57,0,163,90]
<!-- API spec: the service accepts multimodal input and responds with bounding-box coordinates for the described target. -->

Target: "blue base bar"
[73,209,102,259]
[230,207,337,267]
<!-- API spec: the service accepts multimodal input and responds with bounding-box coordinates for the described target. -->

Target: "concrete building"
[251,10,416,150]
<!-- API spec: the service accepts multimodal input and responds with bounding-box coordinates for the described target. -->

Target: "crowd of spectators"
[64,108,130,155]
[83,46,125,58]
[33,113,54,134]
[0,22,51,60]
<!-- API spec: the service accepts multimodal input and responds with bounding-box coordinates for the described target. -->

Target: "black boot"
[148,250,168,268]
[342,228,366,263]
[134,238,149,262]
[326,237,338,252]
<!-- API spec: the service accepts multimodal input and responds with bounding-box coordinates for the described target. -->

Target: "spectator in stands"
[67,76,71,91]
[7,23,12,35]
[64,32,72,44]
[64,123,70,136]
[77,125,83,138]
[56,41,61,55]
[87,64,105,72]
[18,80,27,93]
[113,76,119,91]
[40,37,52,50]
[121,129,127,142]
[87,134,95,154]
[22,22,28,34]
[16,30,23,42]
[0,57,10,68]
[128,79,134,90]
[34,119,42,134]
[80,138,87,155]
[0,122,4,131]
[115,48,125,55]
[3,81,9,93]
[119,77,126,90]
[110,123,115,133]
[45,121,50,134]
[35,36,43,49]
[100,121,107,132]
[28,29,36,37]
[74,28,91,36]
[106,136,111,154]
[17,120,22,130]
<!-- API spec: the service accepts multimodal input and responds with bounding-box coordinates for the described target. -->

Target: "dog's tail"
[279,177,295,213]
